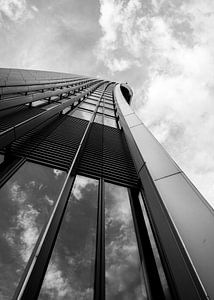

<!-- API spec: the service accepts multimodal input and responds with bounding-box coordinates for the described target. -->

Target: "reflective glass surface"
[105,183,147,300]
[104,99,113,104]
[39,175,98,300]
[85,99,97,105]
[88,95,99,101]
[94,114,103,125]
[139,193,172,299]
[104,117,117,128]
[0,154,4,164]
[104,108,115,117]
[71,109,93,121]
[97,106,103,113]
[105,103,114,109]
[79,102,96,112]
[0,162,66,299]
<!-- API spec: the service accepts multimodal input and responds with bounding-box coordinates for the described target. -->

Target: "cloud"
[0,0,33,22]
[97,0,214,206]
[72,175,98,200]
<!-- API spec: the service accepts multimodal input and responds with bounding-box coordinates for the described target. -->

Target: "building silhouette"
[0,68,213,299]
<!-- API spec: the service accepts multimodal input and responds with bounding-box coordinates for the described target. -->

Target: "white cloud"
[73,175,98,200]
[31,5,38,13]
[97,0,214,206]
[0,0,33,22]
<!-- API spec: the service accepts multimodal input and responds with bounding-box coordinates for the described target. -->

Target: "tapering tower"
[0,68,213,300]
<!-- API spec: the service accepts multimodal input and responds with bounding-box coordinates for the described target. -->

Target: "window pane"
[105,183,148,300]
[139,193,172,299]
[39,175,99,300]
[79,102,96,112]
[104,117,117,128]
[88,96,100,101]
[0,154,4,164]
[97,106,103,113]
[104,108,115,117]
[94,114,103,125]
[0,162,66,299]
[105,103,114,109]
[85,99,97,105]
[70,109,93,121]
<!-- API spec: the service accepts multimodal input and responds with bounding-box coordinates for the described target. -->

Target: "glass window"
[104,117,117,128]
[88,96,100,101]
[103,97,112,102]
[139,193,171,299]
[0,154,4,164]
[104,99,113,104]
[85,99,97,105]
[104,108,115,117]
[105,103,114,109]
[39,175,98,300]
[97,106,103,113]
[94,114,103,125]
[105,183,147,300]
[0,162,66,299]
[79,102,96,112]
[70,109,93,121]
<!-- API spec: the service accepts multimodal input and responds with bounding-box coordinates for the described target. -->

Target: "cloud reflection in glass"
[0,162,66,299]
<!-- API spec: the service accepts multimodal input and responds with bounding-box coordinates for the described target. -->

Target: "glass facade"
[105,183,147,300]
[0,162,66,299]
[0,68,206,300]
[39,175,98,300]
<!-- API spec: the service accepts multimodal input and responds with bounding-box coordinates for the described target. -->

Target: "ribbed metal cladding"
[9,116,88,170]
[0,105,45,133]
[78,122,139,187]
[6,117,138,187]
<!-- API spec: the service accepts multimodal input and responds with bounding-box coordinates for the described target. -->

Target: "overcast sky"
[0,0,214,206]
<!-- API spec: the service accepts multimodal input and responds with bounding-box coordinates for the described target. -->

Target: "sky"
[0,0,214,206]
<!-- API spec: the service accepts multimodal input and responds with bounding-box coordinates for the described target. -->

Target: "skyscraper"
[0,68,213,300]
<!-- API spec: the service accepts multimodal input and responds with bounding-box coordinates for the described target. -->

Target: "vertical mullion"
[94,178,105,300]
[128,188,165,300]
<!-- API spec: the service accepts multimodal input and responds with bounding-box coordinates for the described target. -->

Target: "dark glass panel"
[0,154,4,165]
[104,116,117,128]
[70,109,93,121]
[105,183,148,300]
[139,193,172,299]
[0,162,66,299]
[39,175,98,300]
